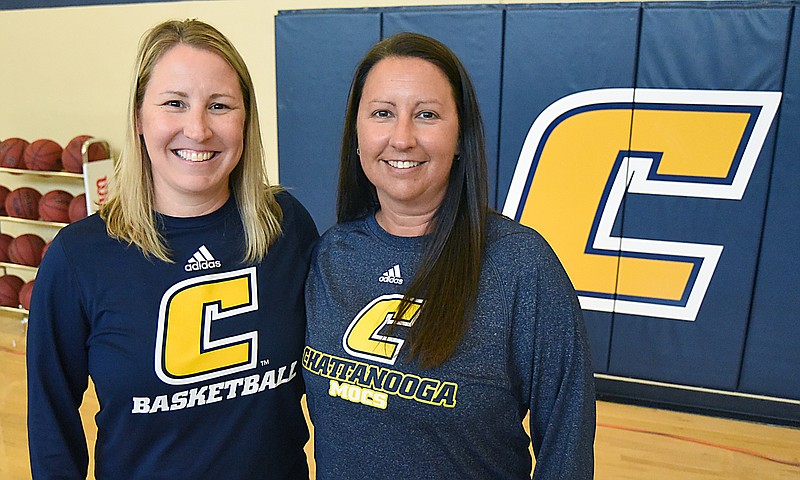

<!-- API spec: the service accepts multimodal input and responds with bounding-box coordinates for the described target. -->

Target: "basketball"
[41,240,51,262]
[18,280,34,311]
[0,185,9,215]
[5,187,41,220]
[68,193,88,222]
[0,233,13,262]
[62,135,109,173]
[39,190,73,223]
[0,274,24,307]
[24,139,63,171]
[0,138,29,169]
[8,233,46,267]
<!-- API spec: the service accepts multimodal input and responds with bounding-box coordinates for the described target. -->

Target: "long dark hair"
[338,32,488,368]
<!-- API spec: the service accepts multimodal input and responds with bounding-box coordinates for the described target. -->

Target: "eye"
[162,100,185,108]
[210,102,231,111]
[417,110,439,120]
[372,109,392,118]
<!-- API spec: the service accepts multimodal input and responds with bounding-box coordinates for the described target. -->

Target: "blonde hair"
[100,18,282,263]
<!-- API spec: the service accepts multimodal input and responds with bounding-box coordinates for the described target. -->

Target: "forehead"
[147,44,240,90]
[362,56,454,99]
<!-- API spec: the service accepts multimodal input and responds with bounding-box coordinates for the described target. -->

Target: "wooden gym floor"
[3,347,800,479]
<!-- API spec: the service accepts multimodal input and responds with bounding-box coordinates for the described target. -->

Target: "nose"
[389,116,416,151]
[184,108,212,142]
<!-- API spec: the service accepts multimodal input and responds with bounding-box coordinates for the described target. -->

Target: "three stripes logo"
[379,264,404,285]
[185,245,222,272]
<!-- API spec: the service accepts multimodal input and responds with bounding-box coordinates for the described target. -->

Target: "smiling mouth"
[174,149,217,162]
[386,160,422,169]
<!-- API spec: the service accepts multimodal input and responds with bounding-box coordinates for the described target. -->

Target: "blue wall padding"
[637,3,792,90]
[275,2,800,402]
[498,4,641,208]
[276,11,381,230]
[608,3,791,389]
[499,4,641,372]
[739,5,800,400]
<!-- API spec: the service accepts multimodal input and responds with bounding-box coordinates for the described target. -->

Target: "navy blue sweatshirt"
[27,192,318,479]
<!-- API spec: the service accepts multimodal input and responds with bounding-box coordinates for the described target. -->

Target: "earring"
[357,147,361,156]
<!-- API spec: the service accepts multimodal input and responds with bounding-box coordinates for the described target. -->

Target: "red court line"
[597,422,800,468]
[0,346,25,356]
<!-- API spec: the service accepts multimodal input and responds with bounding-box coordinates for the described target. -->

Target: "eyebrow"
[156,90,239,100]
[157,90,189,97]
[367,99,444,106]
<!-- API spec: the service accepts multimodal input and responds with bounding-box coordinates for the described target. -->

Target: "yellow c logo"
[155,267,258,384]
[343,294,423,365]
[503,89,781,321]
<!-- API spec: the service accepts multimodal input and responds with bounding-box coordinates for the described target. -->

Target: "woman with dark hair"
[303,32,595,479]
[27,19,316,479]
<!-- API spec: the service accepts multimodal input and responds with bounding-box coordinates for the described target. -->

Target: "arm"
[27,236,90,479]
[509,234,596,479]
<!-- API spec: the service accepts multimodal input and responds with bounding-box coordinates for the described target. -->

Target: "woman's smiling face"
[356,56,460,219]
[137,43,245,216]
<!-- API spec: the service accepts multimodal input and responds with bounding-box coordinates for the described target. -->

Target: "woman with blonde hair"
[28,19,317,479]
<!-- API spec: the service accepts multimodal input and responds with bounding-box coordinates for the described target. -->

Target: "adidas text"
[378,275,403,285]
[185,260,222,272]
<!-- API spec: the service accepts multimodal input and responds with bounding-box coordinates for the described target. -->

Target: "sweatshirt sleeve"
[27,234,90,479]
[506,232,596,480]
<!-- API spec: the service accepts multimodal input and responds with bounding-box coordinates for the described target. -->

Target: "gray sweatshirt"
[304,212,595,479]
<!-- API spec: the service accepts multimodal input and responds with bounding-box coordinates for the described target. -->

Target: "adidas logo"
[184,245,222,272]
[378,264,404,285]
